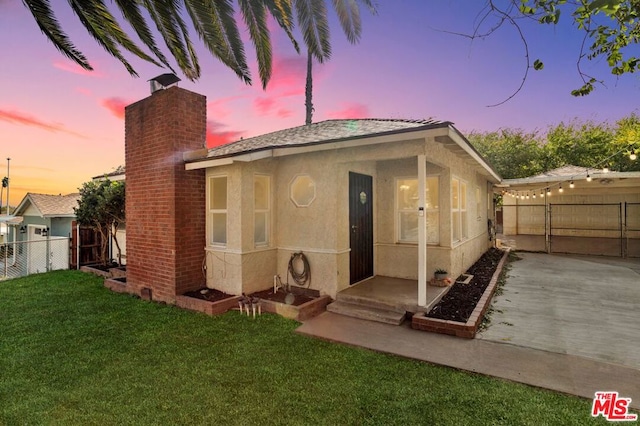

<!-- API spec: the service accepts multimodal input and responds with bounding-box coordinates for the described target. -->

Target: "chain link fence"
[1,237,70,280]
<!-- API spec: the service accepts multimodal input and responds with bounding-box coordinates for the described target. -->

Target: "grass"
[0,271,613,425]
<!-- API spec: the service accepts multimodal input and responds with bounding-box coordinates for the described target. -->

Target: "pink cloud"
[327,102,370,119]
[0,108,86,138]
[254,97,278,115]
[100,97,129,119]
[267,56,306,94]
[277,108,293,118]
[206,120,245,148]
[53,60,103,77]
[75,87,93,96]
[208,95,245,120]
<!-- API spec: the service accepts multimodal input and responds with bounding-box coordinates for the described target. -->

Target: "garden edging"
[411,248,510,338]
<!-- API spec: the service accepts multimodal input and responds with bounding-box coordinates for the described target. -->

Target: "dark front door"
[349,172,373,284]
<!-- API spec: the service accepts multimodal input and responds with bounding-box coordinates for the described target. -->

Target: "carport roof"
[496,165,640,188]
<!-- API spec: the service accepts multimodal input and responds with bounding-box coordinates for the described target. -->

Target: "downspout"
[418,154,427,307]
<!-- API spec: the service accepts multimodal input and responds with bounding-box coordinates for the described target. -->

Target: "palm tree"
[22,0,376,89]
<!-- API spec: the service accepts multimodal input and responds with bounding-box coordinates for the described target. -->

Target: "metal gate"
[549,203,623,257]
[627,203,640,258]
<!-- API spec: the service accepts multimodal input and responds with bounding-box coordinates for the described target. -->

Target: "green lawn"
[0,271,610,425]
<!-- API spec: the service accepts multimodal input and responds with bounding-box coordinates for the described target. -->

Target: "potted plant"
[434,268,448,280]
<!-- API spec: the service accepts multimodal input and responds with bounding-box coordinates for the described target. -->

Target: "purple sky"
[1,1,638,206]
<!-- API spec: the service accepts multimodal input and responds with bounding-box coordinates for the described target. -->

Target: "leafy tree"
[612,113,640,171]
[23,0,376,89]
[74,179,126,266]
[544,120,616,170]
[456,0,640,100]
[468,129,546,179]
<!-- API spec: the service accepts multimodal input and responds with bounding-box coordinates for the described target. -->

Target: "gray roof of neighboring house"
[14,193,81,218]
[93,165,125,181]
[204,118,450,159]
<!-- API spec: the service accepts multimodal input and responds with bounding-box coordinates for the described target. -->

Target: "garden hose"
[288,252,310,287]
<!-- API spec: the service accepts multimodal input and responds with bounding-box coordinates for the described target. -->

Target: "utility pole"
[6,158,10,215]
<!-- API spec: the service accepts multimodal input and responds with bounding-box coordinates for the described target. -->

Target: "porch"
[327,275,450,325]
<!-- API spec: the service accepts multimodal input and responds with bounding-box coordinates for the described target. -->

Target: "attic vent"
[148,73,181,94]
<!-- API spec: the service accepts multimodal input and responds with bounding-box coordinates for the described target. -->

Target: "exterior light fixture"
[540,190,544,197]
[526,192,530,199]
[20,225,26,234]
[631,151,637,161]
[42,227,49,237]
[586,173,592,182]
[532,192,536,198]
[547,188,551,196]
[559,184,564,193]
[569,181,575,189]
[603,167,610,173]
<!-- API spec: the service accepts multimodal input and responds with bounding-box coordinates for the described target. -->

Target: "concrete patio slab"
[477,252,640,370]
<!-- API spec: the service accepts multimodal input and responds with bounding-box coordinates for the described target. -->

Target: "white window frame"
[254,174,271,247]
[208,175,228,246]
[395,175,439,244]
[476,186,482,220]
[452,176,468,243]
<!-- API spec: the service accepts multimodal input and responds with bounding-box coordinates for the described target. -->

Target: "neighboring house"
[13,193,81,240]
[498,165,640,257]
[123,87,501,307]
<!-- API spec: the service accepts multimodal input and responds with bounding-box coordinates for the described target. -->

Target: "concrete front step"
[326,301,406,325]
[335,293,407,314]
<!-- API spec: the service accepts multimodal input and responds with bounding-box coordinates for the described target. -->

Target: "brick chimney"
[125,86,206,303]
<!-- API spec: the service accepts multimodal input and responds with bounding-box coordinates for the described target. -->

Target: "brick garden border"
[411,248,510,338]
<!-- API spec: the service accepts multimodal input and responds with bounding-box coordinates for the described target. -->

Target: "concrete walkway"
[297,253,640,409]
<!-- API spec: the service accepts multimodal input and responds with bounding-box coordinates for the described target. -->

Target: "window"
[476,186,482,220]
[396,176,439,244]
[254,175,270,245]
[452,177,468,243]
[209,176,227,245]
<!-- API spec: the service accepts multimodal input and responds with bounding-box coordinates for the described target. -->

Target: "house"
[13,193,80,240]
[497,165,640,257]
[122,86,501,309]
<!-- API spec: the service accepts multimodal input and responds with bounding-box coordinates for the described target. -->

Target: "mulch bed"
[249,289,315,307]
[426,247,504,322]
[183,287,317,307]
[183,288,236,303]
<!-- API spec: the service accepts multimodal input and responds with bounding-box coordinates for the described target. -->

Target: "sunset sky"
[1,1,638,208]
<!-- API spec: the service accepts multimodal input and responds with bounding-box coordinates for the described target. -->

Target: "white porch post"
[418,154,427,306]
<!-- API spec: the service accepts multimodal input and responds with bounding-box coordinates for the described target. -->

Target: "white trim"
[204,246,350,255]
[208,175,228,247]
[253,173,271,247]
[186,158,234,170]
[418,154,427,307]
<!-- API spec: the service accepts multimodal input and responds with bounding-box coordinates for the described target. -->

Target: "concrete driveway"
[477,252,640,370]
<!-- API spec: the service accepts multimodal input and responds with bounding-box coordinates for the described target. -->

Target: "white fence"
[1,237,70,280]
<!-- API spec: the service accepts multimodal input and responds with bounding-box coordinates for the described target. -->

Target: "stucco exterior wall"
[203,133,496,298]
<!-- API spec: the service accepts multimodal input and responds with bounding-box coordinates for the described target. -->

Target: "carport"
[478,252,640,370]
[497,166,640,257]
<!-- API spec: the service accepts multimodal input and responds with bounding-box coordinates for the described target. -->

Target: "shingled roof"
[15,193,81,218]
[204,118,449,159]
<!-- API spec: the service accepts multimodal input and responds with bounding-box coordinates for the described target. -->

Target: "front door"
[349,172,373,284]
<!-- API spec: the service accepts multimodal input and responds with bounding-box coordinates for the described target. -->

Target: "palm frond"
[239,0,272,88]
[68,0,140,76]
[22,0,92,71]
[294,0,331,62]
[184,0,251,84]
[143,0,199,80]
[113,0,175,73]
[263,0,300,54]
